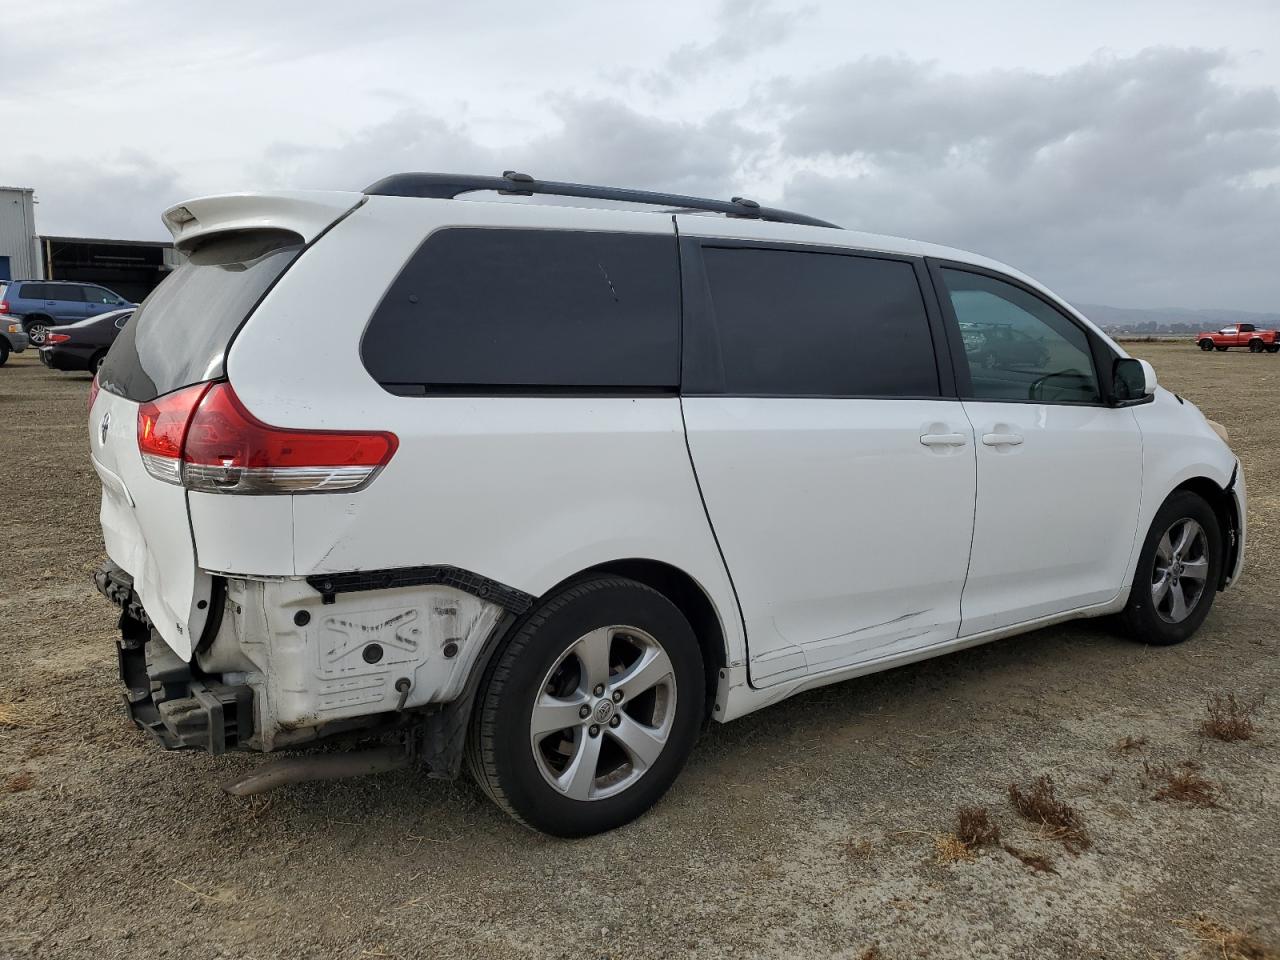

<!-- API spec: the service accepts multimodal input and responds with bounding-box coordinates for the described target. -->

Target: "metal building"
[0,186,41,281]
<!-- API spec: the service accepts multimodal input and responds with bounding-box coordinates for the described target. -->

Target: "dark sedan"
[39,308,133,373]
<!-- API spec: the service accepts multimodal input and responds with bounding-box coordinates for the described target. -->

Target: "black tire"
[1119,491,1222,646]
[90,351,107,373]
[1215,345,1228,352]
[1199,339,1214,351]
[467,576,704,836]
[1249,339,1264,353]
[1268,344,1280,354]
[0,340,8,366]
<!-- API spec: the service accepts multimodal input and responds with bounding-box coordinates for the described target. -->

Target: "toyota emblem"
[100,410,111,446]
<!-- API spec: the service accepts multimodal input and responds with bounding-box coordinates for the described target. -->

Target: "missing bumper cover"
[116,614,253,755]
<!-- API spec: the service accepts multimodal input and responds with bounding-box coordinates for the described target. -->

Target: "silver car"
[2,315,29,365]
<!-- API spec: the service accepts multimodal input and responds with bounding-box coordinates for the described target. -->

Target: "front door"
[677,233,977,685]
[932,264,1143,636]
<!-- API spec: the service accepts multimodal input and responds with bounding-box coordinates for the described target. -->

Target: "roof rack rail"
[362,171,840,229]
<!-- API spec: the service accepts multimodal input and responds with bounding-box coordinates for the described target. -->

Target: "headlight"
[1207,419,1229,443]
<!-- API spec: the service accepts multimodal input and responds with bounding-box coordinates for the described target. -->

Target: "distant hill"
[1074,303,1280,334]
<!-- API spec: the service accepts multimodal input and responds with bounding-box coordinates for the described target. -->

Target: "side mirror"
[1112,357,1157,405]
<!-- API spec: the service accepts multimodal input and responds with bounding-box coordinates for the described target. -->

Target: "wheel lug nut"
[593,684,605,697]
[611,690,623,703]
[609,715,620,728]
[579,705,591,719]
[588,725,600,738]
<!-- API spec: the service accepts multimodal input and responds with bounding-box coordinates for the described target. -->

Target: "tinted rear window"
[16,283,46,300]
[694,247,940,397]
[361,228,679,391]
[100,230,302,402]
[47,283,86,302]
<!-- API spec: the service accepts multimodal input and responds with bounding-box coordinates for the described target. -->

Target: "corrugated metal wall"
[0,187,40,280]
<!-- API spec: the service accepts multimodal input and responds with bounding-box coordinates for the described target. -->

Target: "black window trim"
[679,237,958,401]
[924,257,1123,409]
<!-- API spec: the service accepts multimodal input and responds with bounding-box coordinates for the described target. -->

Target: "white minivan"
[90,172,1245,836]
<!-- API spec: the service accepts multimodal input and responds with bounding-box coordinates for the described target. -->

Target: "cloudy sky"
[3,0,1278,310]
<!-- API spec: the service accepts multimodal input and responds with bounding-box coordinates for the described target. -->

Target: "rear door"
[92,229,308,658]
[930,263,1142,635]
[678,232,976,685]
[47,283,88,321]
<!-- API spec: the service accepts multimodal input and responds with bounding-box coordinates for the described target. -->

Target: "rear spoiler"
[162,191,365,252]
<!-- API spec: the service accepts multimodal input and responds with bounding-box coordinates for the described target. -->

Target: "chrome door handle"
[982,432,1024,446]
[920,432,968,447]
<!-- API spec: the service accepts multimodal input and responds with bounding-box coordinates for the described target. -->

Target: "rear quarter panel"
[205,197,747,669]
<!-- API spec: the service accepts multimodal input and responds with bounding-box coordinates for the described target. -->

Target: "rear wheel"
[24,318,51,346]
[1119,491,1221,646]
[1215,345,1228,352]
[1199,339,1214,351]
[1268,344,1280,354]
[1249,339,1264,353]
[467,576,704,836]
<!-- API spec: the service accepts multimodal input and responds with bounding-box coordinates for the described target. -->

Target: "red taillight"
[88,373,101,410]
[138,382,210,484]
[0,301,8,314]
[46,332,71,344]
[138,381,397,494]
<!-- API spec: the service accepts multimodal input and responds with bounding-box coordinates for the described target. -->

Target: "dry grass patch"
[955,806,1001,848]
[1175,915,1278,960]
[1008,775,1091,853]
[933,833,975,864]
[0,703,24,728]
[1114,734,1148,753]
[1201,694,1262,743]
[1142,761,1221,809]
[4,772,35,793]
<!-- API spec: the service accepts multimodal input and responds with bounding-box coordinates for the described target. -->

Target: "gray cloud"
[263,98,766,200]
[7,152,188,241]
[4,2,1277,312]
[772,48,1280,309]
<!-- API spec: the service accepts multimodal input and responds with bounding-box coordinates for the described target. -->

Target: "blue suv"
[0,280,135,345]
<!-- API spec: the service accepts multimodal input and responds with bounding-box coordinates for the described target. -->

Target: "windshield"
[99,230,302,402]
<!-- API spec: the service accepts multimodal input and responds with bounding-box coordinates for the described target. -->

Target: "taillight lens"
[88,373,101,410]
[138,383,210,484]
[46,332,71,344]
[138,381,397,494]
[0,301,9,314]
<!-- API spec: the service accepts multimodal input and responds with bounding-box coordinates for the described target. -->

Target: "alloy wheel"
[28,324,48,345]
[1150,518,1209,623]
[530,625,676,801]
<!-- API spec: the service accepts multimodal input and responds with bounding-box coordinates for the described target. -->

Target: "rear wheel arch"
[551,559,728,722]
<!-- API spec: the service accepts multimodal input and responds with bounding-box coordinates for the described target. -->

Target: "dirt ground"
[1,341,1276,960]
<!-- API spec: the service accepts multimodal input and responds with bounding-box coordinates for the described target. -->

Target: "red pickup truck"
[1196,323,1280,353]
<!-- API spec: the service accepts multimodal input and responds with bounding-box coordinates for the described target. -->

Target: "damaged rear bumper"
[99,560,254,754]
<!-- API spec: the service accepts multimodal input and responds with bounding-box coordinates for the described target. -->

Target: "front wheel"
[467,576,705,836]
[1199,339,1214,351]
[1119,491,1221,645]
[0,340,8,366]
